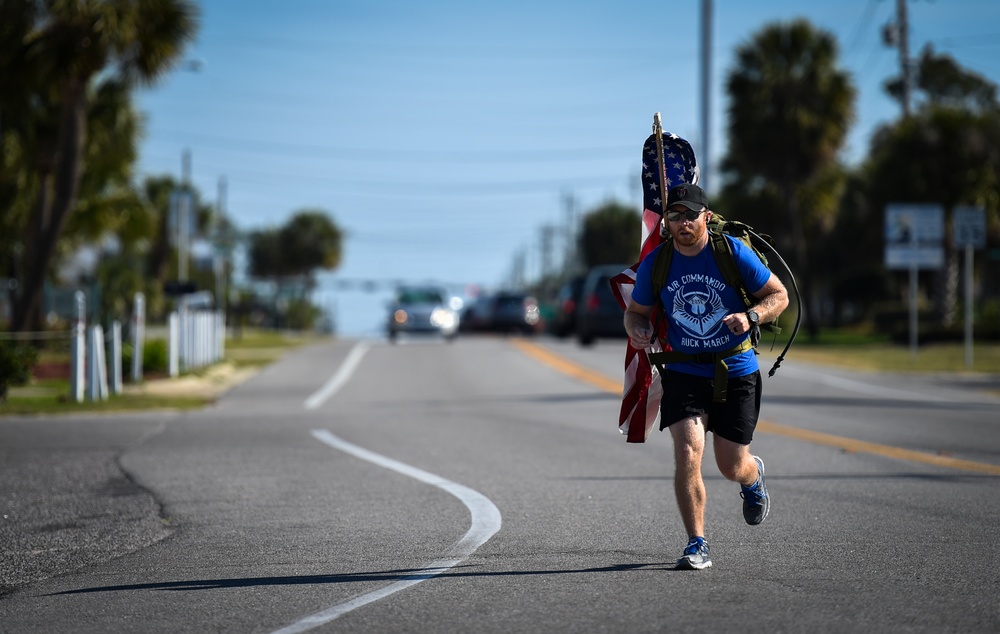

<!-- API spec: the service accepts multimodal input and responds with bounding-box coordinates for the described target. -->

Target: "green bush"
[142,339,168,374]
[121,339,168,380]
[0,342,38,402]
[284,298,321,331]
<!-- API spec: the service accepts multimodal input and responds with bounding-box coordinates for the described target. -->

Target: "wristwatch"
[746,309,760,327]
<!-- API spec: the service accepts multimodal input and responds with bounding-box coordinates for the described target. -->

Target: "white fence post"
[86,325,108,402]
[217,311,226,362]
[179,304,189,372]
[168,311,179,377]
[164,295,227,377]
[110,320,122,395]
[131,292,145,383]
[85,326,96,401]
[70,291,86,403]
[97,325,108,401]
[201,311,209,366]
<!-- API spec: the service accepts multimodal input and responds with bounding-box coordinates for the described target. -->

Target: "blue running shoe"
[740,455,769,525]
[676,537,712,570]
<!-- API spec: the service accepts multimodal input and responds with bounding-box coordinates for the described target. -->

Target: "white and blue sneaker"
[676,536,712,570]
[740,455,770,525]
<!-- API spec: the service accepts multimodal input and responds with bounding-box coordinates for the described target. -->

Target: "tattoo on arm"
[751,276,789,323]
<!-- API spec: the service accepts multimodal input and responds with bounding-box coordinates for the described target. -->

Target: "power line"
[845,0,884,61]
[143,129,634,164]
[136,162,633,198]
[201,34,700,61]
[927,33,1000,49]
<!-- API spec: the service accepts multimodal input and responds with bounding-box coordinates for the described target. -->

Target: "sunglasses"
[665,208,704,222]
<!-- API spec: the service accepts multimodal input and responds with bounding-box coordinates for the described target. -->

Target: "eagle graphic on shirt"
[671,285,728,339]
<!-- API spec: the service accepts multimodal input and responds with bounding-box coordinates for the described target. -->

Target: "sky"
[134,0,1000,336]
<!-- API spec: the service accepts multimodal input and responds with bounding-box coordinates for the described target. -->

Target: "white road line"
[786,366,954,403]
[271,430,502,634]
[303,342,370,410]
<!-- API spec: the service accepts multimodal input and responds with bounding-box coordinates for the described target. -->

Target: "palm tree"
[65,79,147,246]
[11,0,198,332]
[721,19,855,339]
[0,0,44,310]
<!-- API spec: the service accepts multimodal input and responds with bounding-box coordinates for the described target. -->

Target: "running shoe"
[740,455,769,525]
[675,536,712,570]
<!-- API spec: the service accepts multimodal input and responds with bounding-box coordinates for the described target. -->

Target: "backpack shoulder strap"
[709,229,782,335]
[709,230,752,309]
[650,240,674,303]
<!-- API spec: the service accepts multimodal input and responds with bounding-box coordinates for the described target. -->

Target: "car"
[460,291,541,334]
[487,290,541,334]
[550,274,585,338]
[459,294,495,333]
[386,286,459,342]
[576,264,629,346]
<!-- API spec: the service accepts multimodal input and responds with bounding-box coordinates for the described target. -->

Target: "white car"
[387,286,459,342]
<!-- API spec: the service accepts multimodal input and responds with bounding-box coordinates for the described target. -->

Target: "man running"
[624,183,789,570]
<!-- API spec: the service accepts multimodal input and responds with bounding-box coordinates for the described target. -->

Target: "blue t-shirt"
[631,235,771,378]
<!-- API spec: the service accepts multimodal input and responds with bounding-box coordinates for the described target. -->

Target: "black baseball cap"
[666,183,709,212]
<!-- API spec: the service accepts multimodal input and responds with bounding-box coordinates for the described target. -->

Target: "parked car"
[550,274,585,338]
[460,290,540,334]
[489,291,541,334]
[576,264,629,346]
[459,294,495,333]
[386,286,459,342]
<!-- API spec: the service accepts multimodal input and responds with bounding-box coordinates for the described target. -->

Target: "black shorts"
[660,369,762,445]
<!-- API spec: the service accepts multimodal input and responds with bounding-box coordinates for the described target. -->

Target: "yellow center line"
[511,339,1000,476]
[509,339,622,394]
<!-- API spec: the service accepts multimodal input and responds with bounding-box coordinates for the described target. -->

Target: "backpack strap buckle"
[647,338,755,404]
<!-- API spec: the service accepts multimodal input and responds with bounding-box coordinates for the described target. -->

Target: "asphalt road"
[1,335,999,633]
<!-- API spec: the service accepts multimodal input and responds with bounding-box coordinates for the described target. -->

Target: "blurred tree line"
[1,0,199,332]
[567,20,1000,342]
[3,6,997,343]
[0,0,343,337]
[243,210,344,331]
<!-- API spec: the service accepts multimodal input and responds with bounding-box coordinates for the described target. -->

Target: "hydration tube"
[747,228,802,377]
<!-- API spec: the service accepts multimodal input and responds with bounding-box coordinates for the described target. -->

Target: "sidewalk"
[123,362,261,399]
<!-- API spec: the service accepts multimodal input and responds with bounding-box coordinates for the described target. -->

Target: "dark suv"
[576,264,629,346]
[489,291,541,334]
[550,274,585,338]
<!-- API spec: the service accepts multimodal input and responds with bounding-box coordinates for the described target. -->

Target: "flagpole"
[652,113,669,214]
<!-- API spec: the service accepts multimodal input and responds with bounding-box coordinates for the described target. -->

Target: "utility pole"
[217,174,226,217]
[700,0,712,190]
[177,149,192,281]
[540,224,554,285]
[216,175,228,312]
[629,172,641,209]
[884,0,912,117]
[897,0,911,117]
[510,249,527,289]
[562,191,577,274]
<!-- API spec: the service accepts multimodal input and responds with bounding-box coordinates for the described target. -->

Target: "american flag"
[610,130,699,442]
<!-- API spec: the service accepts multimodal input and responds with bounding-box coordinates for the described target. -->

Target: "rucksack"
[651,213,781,341]
[645,212,800,402]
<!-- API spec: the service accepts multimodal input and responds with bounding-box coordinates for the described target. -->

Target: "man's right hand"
[623,311,654,349]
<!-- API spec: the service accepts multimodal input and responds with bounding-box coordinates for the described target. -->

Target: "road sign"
[953,206,986,249]
[885,204,944,270]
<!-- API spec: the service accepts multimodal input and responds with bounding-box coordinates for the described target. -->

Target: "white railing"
[168,294,226,376]
[4,291,225,403]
